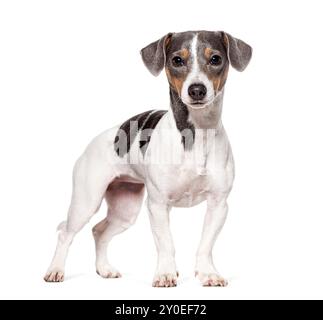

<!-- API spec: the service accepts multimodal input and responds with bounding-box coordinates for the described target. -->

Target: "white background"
[1,0,323,300]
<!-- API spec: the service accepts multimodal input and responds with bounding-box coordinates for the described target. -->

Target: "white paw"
[153,273,177,288]
[96,264,121,279]
[195,271,228,287]
[44,269,64,282]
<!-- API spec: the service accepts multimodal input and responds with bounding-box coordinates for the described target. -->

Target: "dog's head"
[141,31,252,109]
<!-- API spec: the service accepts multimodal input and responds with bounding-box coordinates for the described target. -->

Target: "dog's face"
[141,31,252,109]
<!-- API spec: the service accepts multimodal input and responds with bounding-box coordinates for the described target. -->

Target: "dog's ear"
[221,32,252,72]
[140,33,173,76]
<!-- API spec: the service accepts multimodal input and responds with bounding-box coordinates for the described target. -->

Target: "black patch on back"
[169,88,195,149]
[139,110,167,155]
[114,110,153,157]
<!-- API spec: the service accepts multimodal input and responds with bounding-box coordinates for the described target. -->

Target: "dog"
[44,30,252,287]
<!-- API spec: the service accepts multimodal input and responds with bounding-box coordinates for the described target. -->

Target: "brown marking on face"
[218,64,229,90]
[166,67,186,95]
[203,62,229,92]
[181,48,189,60]
[166,49,190,94]
[163,32,195,98]
[202,46,230,92]
[204,47,213,60]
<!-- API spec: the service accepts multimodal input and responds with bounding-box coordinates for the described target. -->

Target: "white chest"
[166,166,209,207]
[143,115,234,207]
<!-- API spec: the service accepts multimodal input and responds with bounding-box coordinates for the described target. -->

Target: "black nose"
[188,83,207,101]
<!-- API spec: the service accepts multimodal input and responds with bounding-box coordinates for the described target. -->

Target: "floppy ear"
[140,33,173,76]
[222,32,252,72]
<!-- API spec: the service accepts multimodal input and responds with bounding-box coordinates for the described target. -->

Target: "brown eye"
[210,55,222,66]
[172,56,184,67]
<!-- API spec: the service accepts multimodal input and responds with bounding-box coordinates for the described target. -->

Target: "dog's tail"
[57,221,67,232]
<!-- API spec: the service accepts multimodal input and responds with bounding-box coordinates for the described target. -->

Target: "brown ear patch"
[222,33,229,51]
[164,34,172,52]
[166,68,186,95]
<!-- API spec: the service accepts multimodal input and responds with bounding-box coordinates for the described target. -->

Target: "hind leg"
[44,154,115,282]
[92,179,145,278]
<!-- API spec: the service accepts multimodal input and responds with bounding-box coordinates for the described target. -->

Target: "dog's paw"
[153,273,177,288]
[44,269,64,282]
[96,264,121,279]
[195,271,228,287]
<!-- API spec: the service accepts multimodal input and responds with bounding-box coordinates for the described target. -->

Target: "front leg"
[195,194,229,287]
[147,198,177,288]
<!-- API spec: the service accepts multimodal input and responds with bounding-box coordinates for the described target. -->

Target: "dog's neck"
[169,87,224,131]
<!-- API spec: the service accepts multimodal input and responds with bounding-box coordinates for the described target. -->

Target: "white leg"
[43,224,74,282]
[195,195,228,287]
[93,181,145,278]
[44,154,114,282]
[93,218,122,278]
[147,198,177,287]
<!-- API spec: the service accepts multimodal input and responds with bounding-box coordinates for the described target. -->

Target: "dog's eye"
[210,55,222,66]
[172,56,184,67]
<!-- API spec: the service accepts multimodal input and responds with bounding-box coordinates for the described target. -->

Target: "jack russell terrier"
[44,30,252,287]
